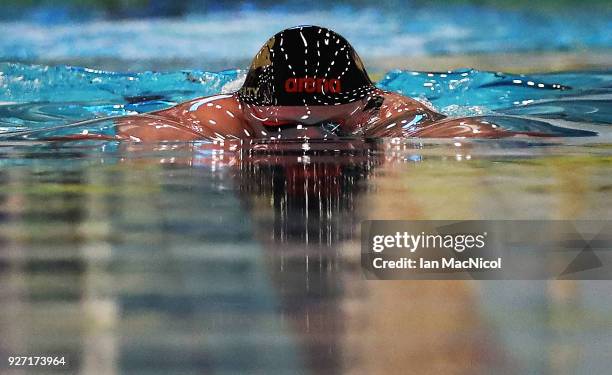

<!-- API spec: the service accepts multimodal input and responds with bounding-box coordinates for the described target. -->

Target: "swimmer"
[70,26,564,142]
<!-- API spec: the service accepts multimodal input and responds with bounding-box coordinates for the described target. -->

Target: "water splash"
[377,68,612,124]
[0,63,610,138]
[0,62,243,132]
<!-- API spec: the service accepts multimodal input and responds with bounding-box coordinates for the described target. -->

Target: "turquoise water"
[1,4,612,374]
[0,63,611,373]
[0,3,610,139]
[0,63,610,140]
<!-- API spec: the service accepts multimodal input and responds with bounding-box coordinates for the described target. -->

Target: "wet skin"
[60,26,552,142]
[111,90,526,142]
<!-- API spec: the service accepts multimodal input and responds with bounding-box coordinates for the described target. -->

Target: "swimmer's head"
[239,26,375,106]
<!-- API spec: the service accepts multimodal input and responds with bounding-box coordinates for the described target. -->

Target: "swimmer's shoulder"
[359,90,444,137]
[378,90,439,116]
[163,94,244,121]
[155,94,248,138]
[375,90,443,123]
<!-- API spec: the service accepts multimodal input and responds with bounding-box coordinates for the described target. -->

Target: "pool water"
[1,3,612,374]
[2,4,611,70]
[0,63,610,140]
[1,140,611,374]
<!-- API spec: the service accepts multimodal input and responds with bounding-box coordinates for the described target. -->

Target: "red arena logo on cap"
[285,78,341,94]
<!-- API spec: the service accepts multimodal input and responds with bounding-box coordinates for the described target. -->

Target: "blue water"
[1,5,610,69]
[1,2,610,140]
[1,5,611,375]
[0,62,610,140]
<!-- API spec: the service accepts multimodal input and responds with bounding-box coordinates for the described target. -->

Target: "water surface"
[1,139,611,374]
[1,4,611,372]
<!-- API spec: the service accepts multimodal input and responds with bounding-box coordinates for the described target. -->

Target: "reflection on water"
[0,139,611,374]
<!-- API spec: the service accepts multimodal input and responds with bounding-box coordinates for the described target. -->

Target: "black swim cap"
[238,25,375,106]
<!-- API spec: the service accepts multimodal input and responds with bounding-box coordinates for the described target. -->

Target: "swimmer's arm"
[377,113,528,138]
[113,95,247,142]
[407,117,517,138]
[112,113,207,142]
[44,112,208,142]
[362,91,443,137]
[366,92,526,138]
